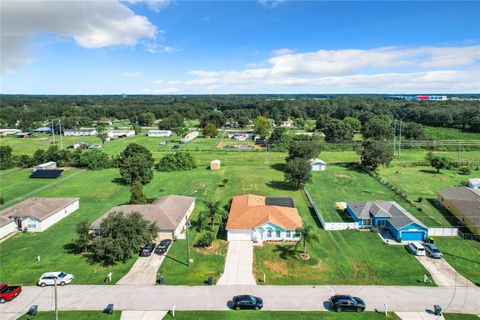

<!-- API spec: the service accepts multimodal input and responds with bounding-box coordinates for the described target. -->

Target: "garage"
[227,230,252,241]
[400,230,426,241]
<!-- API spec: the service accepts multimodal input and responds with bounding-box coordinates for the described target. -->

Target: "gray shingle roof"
[438,187,480,227]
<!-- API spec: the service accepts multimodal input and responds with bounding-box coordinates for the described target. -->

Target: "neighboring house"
[91,195,195,237]
[33,161,57,172]
[345,200,428,241]
[95,120,113,126]
[33,127,52,134]
[226,194,303,242]
[227,130,253,140]
[181,131,199,144]
[0,198,79,238]
[438,187,480,234]
[106,130,135,141]
[468,178,480,190]
[148,130,172,137]
[0,129,21,136]
[309,159,327,171]
[64,128,97,136]
[15,132,32,138]
[281,120,294,127]
[210,160,221,170]
[71,141,91,149]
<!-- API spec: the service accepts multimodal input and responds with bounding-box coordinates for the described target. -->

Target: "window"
[276,230,281,238]
[363,219,372,226]
[27,220,37,229]
[286,231,291,238]
[267,229,272,238]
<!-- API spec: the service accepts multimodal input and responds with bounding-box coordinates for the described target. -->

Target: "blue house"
[33,127,52,134]
[345,200,428,241]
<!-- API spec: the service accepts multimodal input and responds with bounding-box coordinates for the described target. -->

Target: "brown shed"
[210,160,221,170]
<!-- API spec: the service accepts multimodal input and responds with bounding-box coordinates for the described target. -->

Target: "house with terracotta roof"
[226,194,303,242]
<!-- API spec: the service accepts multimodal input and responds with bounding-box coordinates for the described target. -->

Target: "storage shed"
[309,159,327,171]
[210,160,221,170]
[33,161,57,172]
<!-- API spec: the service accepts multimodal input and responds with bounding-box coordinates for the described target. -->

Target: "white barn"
[0,198,80,238]
[106,130,135,141]
[148,130,172,137]
[181,131,199,144]
[0,129,21,136]
[64,129,97,136]
[309,159,327,171]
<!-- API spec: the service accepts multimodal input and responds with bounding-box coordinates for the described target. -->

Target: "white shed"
[33,161,57,172]
[309,159,327,171]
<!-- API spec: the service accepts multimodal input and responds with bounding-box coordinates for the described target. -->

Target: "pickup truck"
[0,284,22,303]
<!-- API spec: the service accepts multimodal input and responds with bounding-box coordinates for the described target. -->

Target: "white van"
[407,242,426,256]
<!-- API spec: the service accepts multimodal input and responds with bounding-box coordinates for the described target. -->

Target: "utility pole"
[264,141,268,164]
[186,220,191,266]
[54,278,58,320]
[457,141,460,162]
[51,120,56,146]
[393,119,397,157]
[397,120,402,160]
[59,119,64,150]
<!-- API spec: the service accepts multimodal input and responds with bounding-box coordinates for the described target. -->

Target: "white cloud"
[122,71,141,77]
[271,48,293,56]
[143,41,180,53]
[142,87,180,94]
[125,0,172,13]
[258,0,285,8]
[1,0,158,73]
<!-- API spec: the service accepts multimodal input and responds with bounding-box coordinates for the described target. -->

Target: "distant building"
[309,159,327,171]
[227,130,253,141]
[33,127,52,134]
[64,128,97,136]
[106,130,135,141]
[210,160,221,170]
[438,187,480,234]
[148,130,172,137]
[95,120,113,126]
[33,161,57,172]
[0,129,21,136]
[281,120,294,127]
[467,178,480,190]
[181,131,199,144]
[15,132,32,138]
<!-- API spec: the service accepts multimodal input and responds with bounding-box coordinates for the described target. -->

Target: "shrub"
[459,166,471,175]
[16,154,33,168]
[196,232,214,247]
[417,196,424,203]
[156,151,197,172]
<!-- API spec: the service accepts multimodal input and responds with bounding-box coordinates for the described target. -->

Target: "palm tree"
[200,200,223,230]
[295,225,319,258]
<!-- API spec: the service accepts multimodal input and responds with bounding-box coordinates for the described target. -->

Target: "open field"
[163,311,401,320]
[378,166,479,226]
[434,237,480,286]
[443,314,480,320]
[424,126,480,140]
[17,310,122,320]
[306,164,443,226]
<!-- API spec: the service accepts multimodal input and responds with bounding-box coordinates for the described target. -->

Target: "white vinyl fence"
[428,228,458,237]
[304,187,358,231]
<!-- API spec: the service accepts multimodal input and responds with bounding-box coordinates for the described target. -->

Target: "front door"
[15,218,22,230]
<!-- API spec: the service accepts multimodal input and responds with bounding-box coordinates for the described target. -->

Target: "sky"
[0,0,479,94]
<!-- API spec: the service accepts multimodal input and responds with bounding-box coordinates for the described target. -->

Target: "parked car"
[407,242,426,256]
[38,272,74,287]
[232,295,263,310]
[155,239,172,255]
[423,243,443,258]
[0,284,22,303]
[330,294,365,312]
[140,243,156,257]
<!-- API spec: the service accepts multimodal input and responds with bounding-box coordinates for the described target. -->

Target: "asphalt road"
[1,285,479,319]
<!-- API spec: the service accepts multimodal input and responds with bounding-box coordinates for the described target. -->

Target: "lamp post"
[185,220,191,266]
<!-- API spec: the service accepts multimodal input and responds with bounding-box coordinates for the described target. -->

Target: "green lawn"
[162,311,401,320]
[443,314,480,320]
[434,237,480,286]
[424,126,480,141]
[17,311,121,320]
[306,164,441,226]
[378,166,479,226]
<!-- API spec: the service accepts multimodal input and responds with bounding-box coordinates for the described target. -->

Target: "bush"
[156,151,197,172]
[417,196,424,202]
[16,154,33,168]
[459,166,471,175]
[196,232,214,247]
[0,197,4,205]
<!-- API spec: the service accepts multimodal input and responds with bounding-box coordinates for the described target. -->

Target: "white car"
[407,242,426,256]
[37,272,74,287]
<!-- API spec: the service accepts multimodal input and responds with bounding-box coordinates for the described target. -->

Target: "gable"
[256,221,286,231]
[396,222,427,231]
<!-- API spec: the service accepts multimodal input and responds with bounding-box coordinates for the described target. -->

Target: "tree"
[16,154,33,168]
[343,116,361,132]
[294,118,307,129]
[323,119,353,143]
[96,125,108,145]
[130,179,147,204]
[173,126,188,138]
[0,145,13,170]
[359,140,393,171]
[91,212,158,265]
[403,122,424,140]
[32,149,47,165]
[203,123,219,138]
[284,158,312,189]
[295,225,319,257]
[199,200,223,230]
[237,117,250,128]
[361,116,392,140]
[79,149,111,170]
[156,151,197,171]
[158,114,184,130]
[138,112,156,126]
[254,116,272,138]
[200,112,225,128]
[287,140,322,161]
[196,232,214,247]
[315,114,332,130]
[118,143,154,184]
[431,156,451,173]
[75,221,93,254]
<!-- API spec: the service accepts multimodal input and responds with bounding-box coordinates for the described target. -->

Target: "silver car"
[423,243,443,259]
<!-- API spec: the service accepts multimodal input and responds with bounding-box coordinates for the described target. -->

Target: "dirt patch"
[334,173,351,181]
[195,242,220,255]
[264,260,289,275]
[347,258,359,283]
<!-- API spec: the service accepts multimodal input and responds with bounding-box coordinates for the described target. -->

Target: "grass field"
[434,237,480,286]
[162,311,401,320]
[306,164,442,226]
[443,314,480,320]
[424,126,480,141]
[378,166,479,226]
[17,311,122,320]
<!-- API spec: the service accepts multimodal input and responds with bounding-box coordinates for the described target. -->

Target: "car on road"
[232,295,263,310]
[155,239,172,255]
[0,284,22,303]
[140,243,156,257]
[423,242,443,259]
[330,294,365,312]
[38,272,74,287]
[407,241,426,256]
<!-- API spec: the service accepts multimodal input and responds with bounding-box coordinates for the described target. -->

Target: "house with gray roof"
[345,200,428,241]
[91,195,195,237]
[438,187,480,234]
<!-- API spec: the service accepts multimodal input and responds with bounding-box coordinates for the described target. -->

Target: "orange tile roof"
[226,194,303,230]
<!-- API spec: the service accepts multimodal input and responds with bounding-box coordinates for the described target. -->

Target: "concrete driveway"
[217,241,256,285]
[415,256,476,287]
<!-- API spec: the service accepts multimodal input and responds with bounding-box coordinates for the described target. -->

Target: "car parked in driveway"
[232,295,263,310]
[155,239,172,255]
[38,272,74,287]
[423,242,443,258]
[140,243,156,257]
[407,241,426,256]
[0,284,22,303]
[330,294,365,312]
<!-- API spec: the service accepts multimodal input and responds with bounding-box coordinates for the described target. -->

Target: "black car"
[155,239,172,255]
[232,295,263,310]
[330,294,365,312]
[140,243,156,257]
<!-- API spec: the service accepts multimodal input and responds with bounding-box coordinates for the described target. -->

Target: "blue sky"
[1,0,479,94]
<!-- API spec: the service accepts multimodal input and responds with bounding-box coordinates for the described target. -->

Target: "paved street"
[217,241,256,285]
[1,285,479,319]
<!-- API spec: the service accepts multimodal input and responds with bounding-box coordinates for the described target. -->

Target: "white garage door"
[227,230,253,241]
